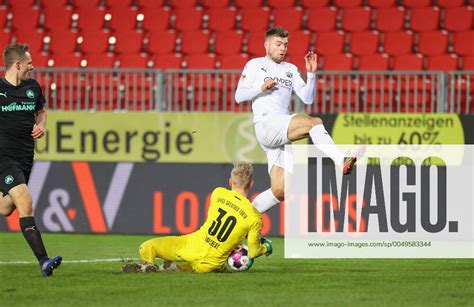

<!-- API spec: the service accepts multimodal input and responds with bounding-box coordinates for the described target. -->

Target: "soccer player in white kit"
[235,27,357,213]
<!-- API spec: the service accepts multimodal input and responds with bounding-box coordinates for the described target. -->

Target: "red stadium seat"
[287,54,308,72]
[427,54,458,71]
[286,31,312,57]
[267,0,296,8]
[368,0,396,8]
[76,8,107,31]
[147,31,176,55]
[84,54,116,67]
[185,54,216,69]
[402,0,431,8]
[109,8,139,32]
[392,54,423,70]
[0,7,7,29]
[201,0,231,8]
[272,8,303,32]
[443,7,473,32]
[152,54,183,69]
[307,7,338,32]
[437,0,465,8]
[454,31,474,56]
[0,32,12,49]
[51,54,82,67]
[136,0,166,9]
[116,54,150,68]
[383,31,413,56]
[409,7,440,32]
[13,30,44,54]
[43,6,72,31]
[349,31,379,56]
[462,56,474,70]
[322,54,353,70]
[113,31,144,54]
[300,0,330,8]
[180,31,210,55]
[214,31,244,55]
[417,31,448,56]
[234,0,263,9]
[315,31,345,55]
[73,0,105,9]
[106,0,136,9]
[30,51,50,67]
[358,54,389,70]
[141,8,171,32]
[217,54,249,69]
[341,7,372,32]
[206,8,237,31]
[41,0,72,9]
[374,7,406,32]
[80,31,111,54]
[173,8,204,31]
[246,31,265,56]
[334,0,363,8]
[11,7,41,31]
[239,8,270,32]
[168,0,200,9]
[48,30,79,55]
[9,0,39,9]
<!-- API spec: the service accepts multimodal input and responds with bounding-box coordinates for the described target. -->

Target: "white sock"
[309,124,345,167]
[252,188,280,213]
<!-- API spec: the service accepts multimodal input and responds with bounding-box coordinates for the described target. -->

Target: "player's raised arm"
[235,60,262,103]
[293,52,317,105]
[305,51,317,73]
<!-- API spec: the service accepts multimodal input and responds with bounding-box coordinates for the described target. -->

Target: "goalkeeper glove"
[261,237,273,256]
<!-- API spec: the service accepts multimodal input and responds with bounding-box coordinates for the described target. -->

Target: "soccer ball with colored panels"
[226,244,254,272]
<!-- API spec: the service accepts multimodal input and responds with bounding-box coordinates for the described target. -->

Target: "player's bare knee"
[0,197,15,216]
[300,114,314,126]
[311,117,323,127]
[15,199,33,217]
[303,116,322,133]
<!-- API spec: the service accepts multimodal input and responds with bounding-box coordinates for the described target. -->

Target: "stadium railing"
[298,71,446,114]
[32,68,163,111]
[447,71,473,113]
[26,69,474,114]
[165,69,247,112]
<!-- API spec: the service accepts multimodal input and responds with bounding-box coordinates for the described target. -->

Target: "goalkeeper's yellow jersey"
[187,187,267,269]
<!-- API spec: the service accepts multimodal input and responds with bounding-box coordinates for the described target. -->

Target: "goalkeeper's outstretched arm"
[246,224,272,259]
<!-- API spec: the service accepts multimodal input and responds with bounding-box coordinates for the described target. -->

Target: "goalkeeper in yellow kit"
[122,161,272,273]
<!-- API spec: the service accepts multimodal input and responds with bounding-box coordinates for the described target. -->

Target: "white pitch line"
[0,258,140,265]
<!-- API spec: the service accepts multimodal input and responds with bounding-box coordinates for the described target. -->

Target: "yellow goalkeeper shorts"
[139,234,225,273]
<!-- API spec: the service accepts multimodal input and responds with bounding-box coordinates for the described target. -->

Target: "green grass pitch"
[0,232,472,306]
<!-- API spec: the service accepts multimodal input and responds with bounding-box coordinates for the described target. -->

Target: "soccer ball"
[226,244,254,272]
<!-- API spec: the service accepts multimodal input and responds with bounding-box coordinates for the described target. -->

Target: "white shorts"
[254,114,295,174]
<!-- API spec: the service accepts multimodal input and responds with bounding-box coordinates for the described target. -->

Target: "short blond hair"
[231,161,253,188]
[3,43,29,69]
